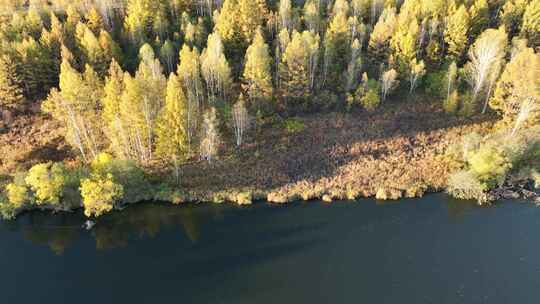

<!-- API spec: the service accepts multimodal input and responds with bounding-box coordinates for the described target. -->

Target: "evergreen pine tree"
[281,30,320,110]
[0,55,24,110]
[155,73,188,181]
[444,5,471,61]
[86,6,104,35]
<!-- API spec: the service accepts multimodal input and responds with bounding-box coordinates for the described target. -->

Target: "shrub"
[312,90,338,111]
[424,70,446,99]
[361,88,381,112]
[0,192,17,219]
[446,169,487,200]
[348,79,381,112]
[283,118,305,134]
[5,172,31,208]
[24,162,67,205]
[80,173,124,217]
[458,92,475,117]
[500,127,540,167]
[90,153,148,203]
[443,90,459,114]
[468,145,511,187]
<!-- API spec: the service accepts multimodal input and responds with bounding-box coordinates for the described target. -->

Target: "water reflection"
[0,195,490,255]
[444,196,480,220]
[92,203,204,250]
[2,203,209,254]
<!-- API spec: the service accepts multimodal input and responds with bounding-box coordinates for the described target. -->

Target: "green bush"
[447,127,540,201]
[468,145,511,187]
[312,90,338,111]
[283,118,305,134]
[347,79,381,112]
[424,70,446,100]
[361,88,381,112]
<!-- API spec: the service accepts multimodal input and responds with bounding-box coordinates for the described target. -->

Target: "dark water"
[1,194,540,304]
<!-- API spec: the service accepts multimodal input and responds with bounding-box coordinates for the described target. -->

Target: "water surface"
[1,194,539,303]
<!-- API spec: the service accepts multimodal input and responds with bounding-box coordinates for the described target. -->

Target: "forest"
[0,0,539,219]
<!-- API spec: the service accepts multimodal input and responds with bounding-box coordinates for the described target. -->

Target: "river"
[1,193,539,303]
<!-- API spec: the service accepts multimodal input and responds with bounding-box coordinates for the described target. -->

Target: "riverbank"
[171,101,498,204]
[1,100,502,218]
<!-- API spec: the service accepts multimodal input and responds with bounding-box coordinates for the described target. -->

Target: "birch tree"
[200,107,221,162]
[490,47,540,127]
[159,39,176,74]
[303,0,320,33]
[243,28,273,112]
[232,94,250,147]
[408,59,425,94]
[42,60,104,161]
[119,44,167,163]
[279,0,292,31]
[464,28,508,110]
[200,32,232,103]
[178,44,203,152]
[380,68,398,101]
[512,98,537,135]
[444,61,459,114]
[345,38,362,92]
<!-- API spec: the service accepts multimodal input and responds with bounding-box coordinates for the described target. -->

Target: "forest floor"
[0,99,497,204]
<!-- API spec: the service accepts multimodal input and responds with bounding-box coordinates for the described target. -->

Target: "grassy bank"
[1,99,498,219]
[176,100,496,204]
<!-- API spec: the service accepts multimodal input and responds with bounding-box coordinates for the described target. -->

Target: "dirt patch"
[0,112,74,175]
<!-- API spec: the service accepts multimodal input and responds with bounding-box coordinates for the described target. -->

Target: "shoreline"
[1,101,524,219]
[6,102,536,216]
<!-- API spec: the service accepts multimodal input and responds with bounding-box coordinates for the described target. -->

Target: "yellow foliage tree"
[490,47,540,127]
[444,5,471,61]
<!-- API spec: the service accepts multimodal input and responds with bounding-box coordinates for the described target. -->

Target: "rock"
[502,190,520,199]
[83,220,95,230]
[521,189,538,199]
[322,194,332,203]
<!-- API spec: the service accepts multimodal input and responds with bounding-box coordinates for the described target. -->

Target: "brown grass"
[0,100,496,205]
[176,101,496,203]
